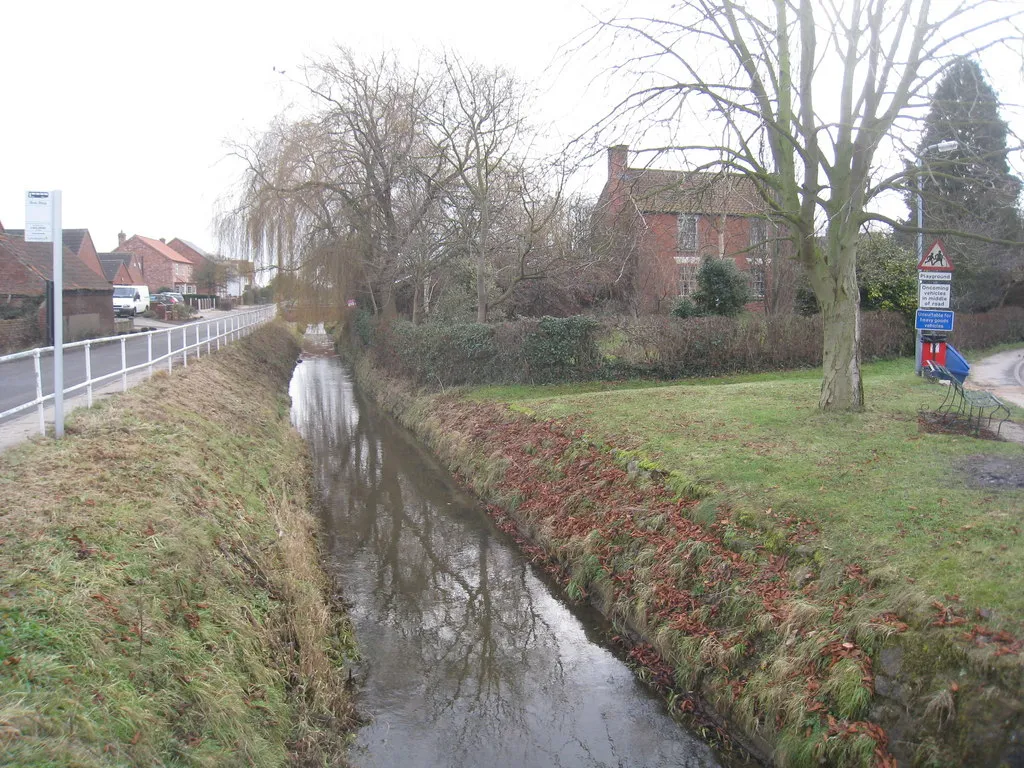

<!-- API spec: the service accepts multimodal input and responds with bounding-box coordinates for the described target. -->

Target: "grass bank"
[351,350,1024,767]
[0,322,357,767]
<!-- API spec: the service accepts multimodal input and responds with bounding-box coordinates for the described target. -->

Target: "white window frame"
[678,214,698,252]
[674,255,700,297]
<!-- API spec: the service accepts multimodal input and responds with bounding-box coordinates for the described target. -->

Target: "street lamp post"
[915,139,959,375]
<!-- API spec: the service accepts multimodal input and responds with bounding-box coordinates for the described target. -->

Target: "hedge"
[346,308,1024,388]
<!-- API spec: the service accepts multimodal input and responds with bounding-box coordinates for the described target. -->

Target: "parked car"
[164,292,185,305]
[112,285,150,317]
[151,293,174,306]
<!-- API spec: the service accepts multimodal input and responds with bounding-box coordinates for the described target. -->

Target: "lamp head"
[934,140,959,153]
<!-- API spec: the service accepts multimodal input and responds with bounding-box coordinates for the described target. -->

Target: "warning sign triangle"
[918,239,954,271]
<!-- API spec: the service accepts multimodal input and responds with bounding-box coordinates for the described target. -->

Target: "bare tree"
[586,0,1022,411]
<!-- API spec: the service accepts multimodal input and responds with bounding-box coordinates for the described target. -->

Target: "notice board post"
[26,190,64,438]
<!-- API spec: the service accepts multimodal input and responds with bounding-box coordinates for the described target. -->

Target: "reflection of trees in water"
[295,359,565,743]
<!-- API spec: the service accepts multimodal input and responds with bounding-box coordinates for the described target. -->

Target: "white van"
[112,285,150,317]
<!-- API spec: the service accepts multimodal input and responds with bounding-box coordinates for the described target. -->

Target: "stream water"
[289,330,722,768]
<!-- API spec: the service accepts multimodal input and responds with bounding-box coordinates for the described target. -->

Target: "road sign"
[25,191,53,242]
[918,271,951,282]
[919,282,951,309]
[915,309,955,332]
[917,239,954,271]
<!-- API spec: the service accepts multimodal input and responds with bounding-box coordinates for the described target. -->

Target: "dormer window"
[678,215,697,252]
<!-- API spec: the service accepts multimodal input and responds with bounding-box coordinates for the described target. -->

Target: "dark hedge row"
[347,308,1024,388]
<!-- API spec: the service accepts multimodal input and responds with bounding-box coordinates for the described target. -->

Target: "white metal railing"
[0,305,277,435]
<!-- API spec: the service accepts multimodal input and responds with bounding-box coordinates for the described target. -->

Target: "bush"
[671,297,701,318]
[951,307,1024,350]
[692,258,751,316]
[345,308,1006,389]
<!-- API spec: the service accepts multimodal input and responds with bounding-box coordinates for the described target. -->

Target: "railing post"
[85,342,93,407]
[147,332,153,378]
[33,349,44,435]
[121,337,128,392]
[167,329,173,372]
[216,320,221,351]
[195,325,201,359]
[182,328,188,367]
[206,320,211,355]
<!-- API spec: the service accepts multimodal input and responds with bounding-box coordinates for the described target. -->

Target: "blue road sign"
[915,309,955,332]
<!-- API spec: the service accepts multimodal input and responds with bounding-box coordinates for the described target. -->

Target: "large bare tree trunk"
[815,240,864,411]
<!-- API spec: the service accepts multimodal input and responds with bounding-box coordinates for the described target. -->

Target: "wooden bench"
[924,362,1011,436]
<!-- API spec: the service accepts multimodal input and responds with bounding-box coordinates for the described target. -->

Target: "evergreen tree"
[691,257,751,317]
[912,58,1023,310]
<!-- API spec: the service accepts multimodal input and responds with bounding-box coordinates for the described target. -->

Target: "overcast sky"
[2,1,1021,256]
[0,0,604,254]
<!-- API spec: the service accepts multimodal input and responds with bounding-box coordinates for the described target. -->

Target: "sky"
[2,1,1022,257]
[0,0,603,255]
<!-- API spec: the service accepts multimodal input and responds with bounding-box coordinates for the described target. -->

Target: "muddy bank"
[0,323,357,767]
[349,353,1024,768]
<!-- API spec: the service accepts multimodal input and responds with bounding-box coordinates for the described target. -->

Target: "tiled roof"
[133,235,193,264]
[619,167,767,216]
[168,238,211,260]
[0,234,112,295]
[99,252,144,284]
[4,228,90,256]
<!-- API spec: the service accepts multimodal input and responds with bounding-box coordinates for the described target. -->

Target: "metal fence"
[0,305,277,435]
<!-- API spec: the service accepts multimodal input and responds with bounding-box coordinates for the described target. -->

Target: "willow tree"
[592,0,1021,411]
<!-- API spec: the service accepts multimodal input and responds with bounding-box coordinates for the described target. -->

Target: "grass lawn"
[470,356,1024,622]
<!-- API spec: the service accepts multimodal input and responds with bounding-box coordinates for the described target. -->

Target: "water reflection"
[290,342,721,768]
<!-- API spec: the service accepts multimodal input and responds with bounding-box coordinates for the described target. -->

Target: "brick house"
[98,252,145,285]
[598,145,770,314]
[115,233,195,293]
[166,238,218,294]
[0,230,114,349]
[4,228,106,280]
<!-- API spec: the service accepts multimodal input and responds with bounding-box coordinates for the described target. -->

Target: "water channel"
[289,331,723,768]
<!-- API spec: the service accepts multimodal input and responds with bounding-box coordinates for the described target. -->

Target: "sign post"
[915,239,954,375]
[26,190,64,438]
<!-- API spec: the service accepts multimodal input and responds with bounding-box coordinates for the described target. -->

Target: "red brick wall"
[77,234,106,280]
[119,241,175,292]
[636,212,757,313]
[0,317,39,353]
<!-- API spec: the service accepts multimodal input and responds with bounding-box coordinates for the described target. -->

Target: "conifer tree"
[914,58,1022,310]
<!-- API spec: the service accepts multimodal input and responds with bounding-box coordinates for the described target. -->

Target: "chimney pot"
[117,231,126,247]
[159,237,166,244]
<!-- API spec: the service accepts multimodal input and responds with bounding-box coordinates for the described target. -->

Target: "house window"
[749,218,768,257]
[748,259,766,299]
[678,214,698,252]
[675,256,700,297]
[748,219,768,299]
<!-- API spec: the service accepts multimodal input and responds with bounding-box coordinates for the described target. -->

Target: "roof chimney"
[159,237,166,244]
[117,231,126,247]
[608,145,628,181]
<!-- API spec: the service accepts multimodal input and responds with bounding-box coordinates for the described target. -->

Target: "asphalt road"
[967,346,1024,409]
[1,317,229,423]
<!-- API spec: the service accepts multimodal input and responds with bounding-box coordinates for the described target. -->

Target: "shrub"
[692,258,751,316]
[521,316,602,383]
[344,308,1007,389]
[671,298,701,318]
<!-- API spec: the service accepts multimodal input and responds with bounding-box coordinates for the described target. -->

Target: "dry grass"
[0,322,357,767]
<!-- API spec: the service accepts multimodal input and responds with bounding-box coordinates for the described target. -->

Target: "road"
[1,320,224,419]
[968,346,1024,409]
[0,307,270,452]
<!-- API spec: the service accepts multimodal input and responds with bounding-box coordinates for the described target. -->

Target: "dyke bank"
[0,323,357,767]
[347,347,1024,768]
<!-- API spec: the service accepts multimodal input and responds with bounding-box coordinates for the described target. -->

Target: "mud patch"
[956,454,1024,490]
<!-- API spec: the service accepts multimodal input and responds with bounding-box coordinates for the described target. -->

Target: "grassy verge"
[0,323,357,767]
[352,350,1024,768]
